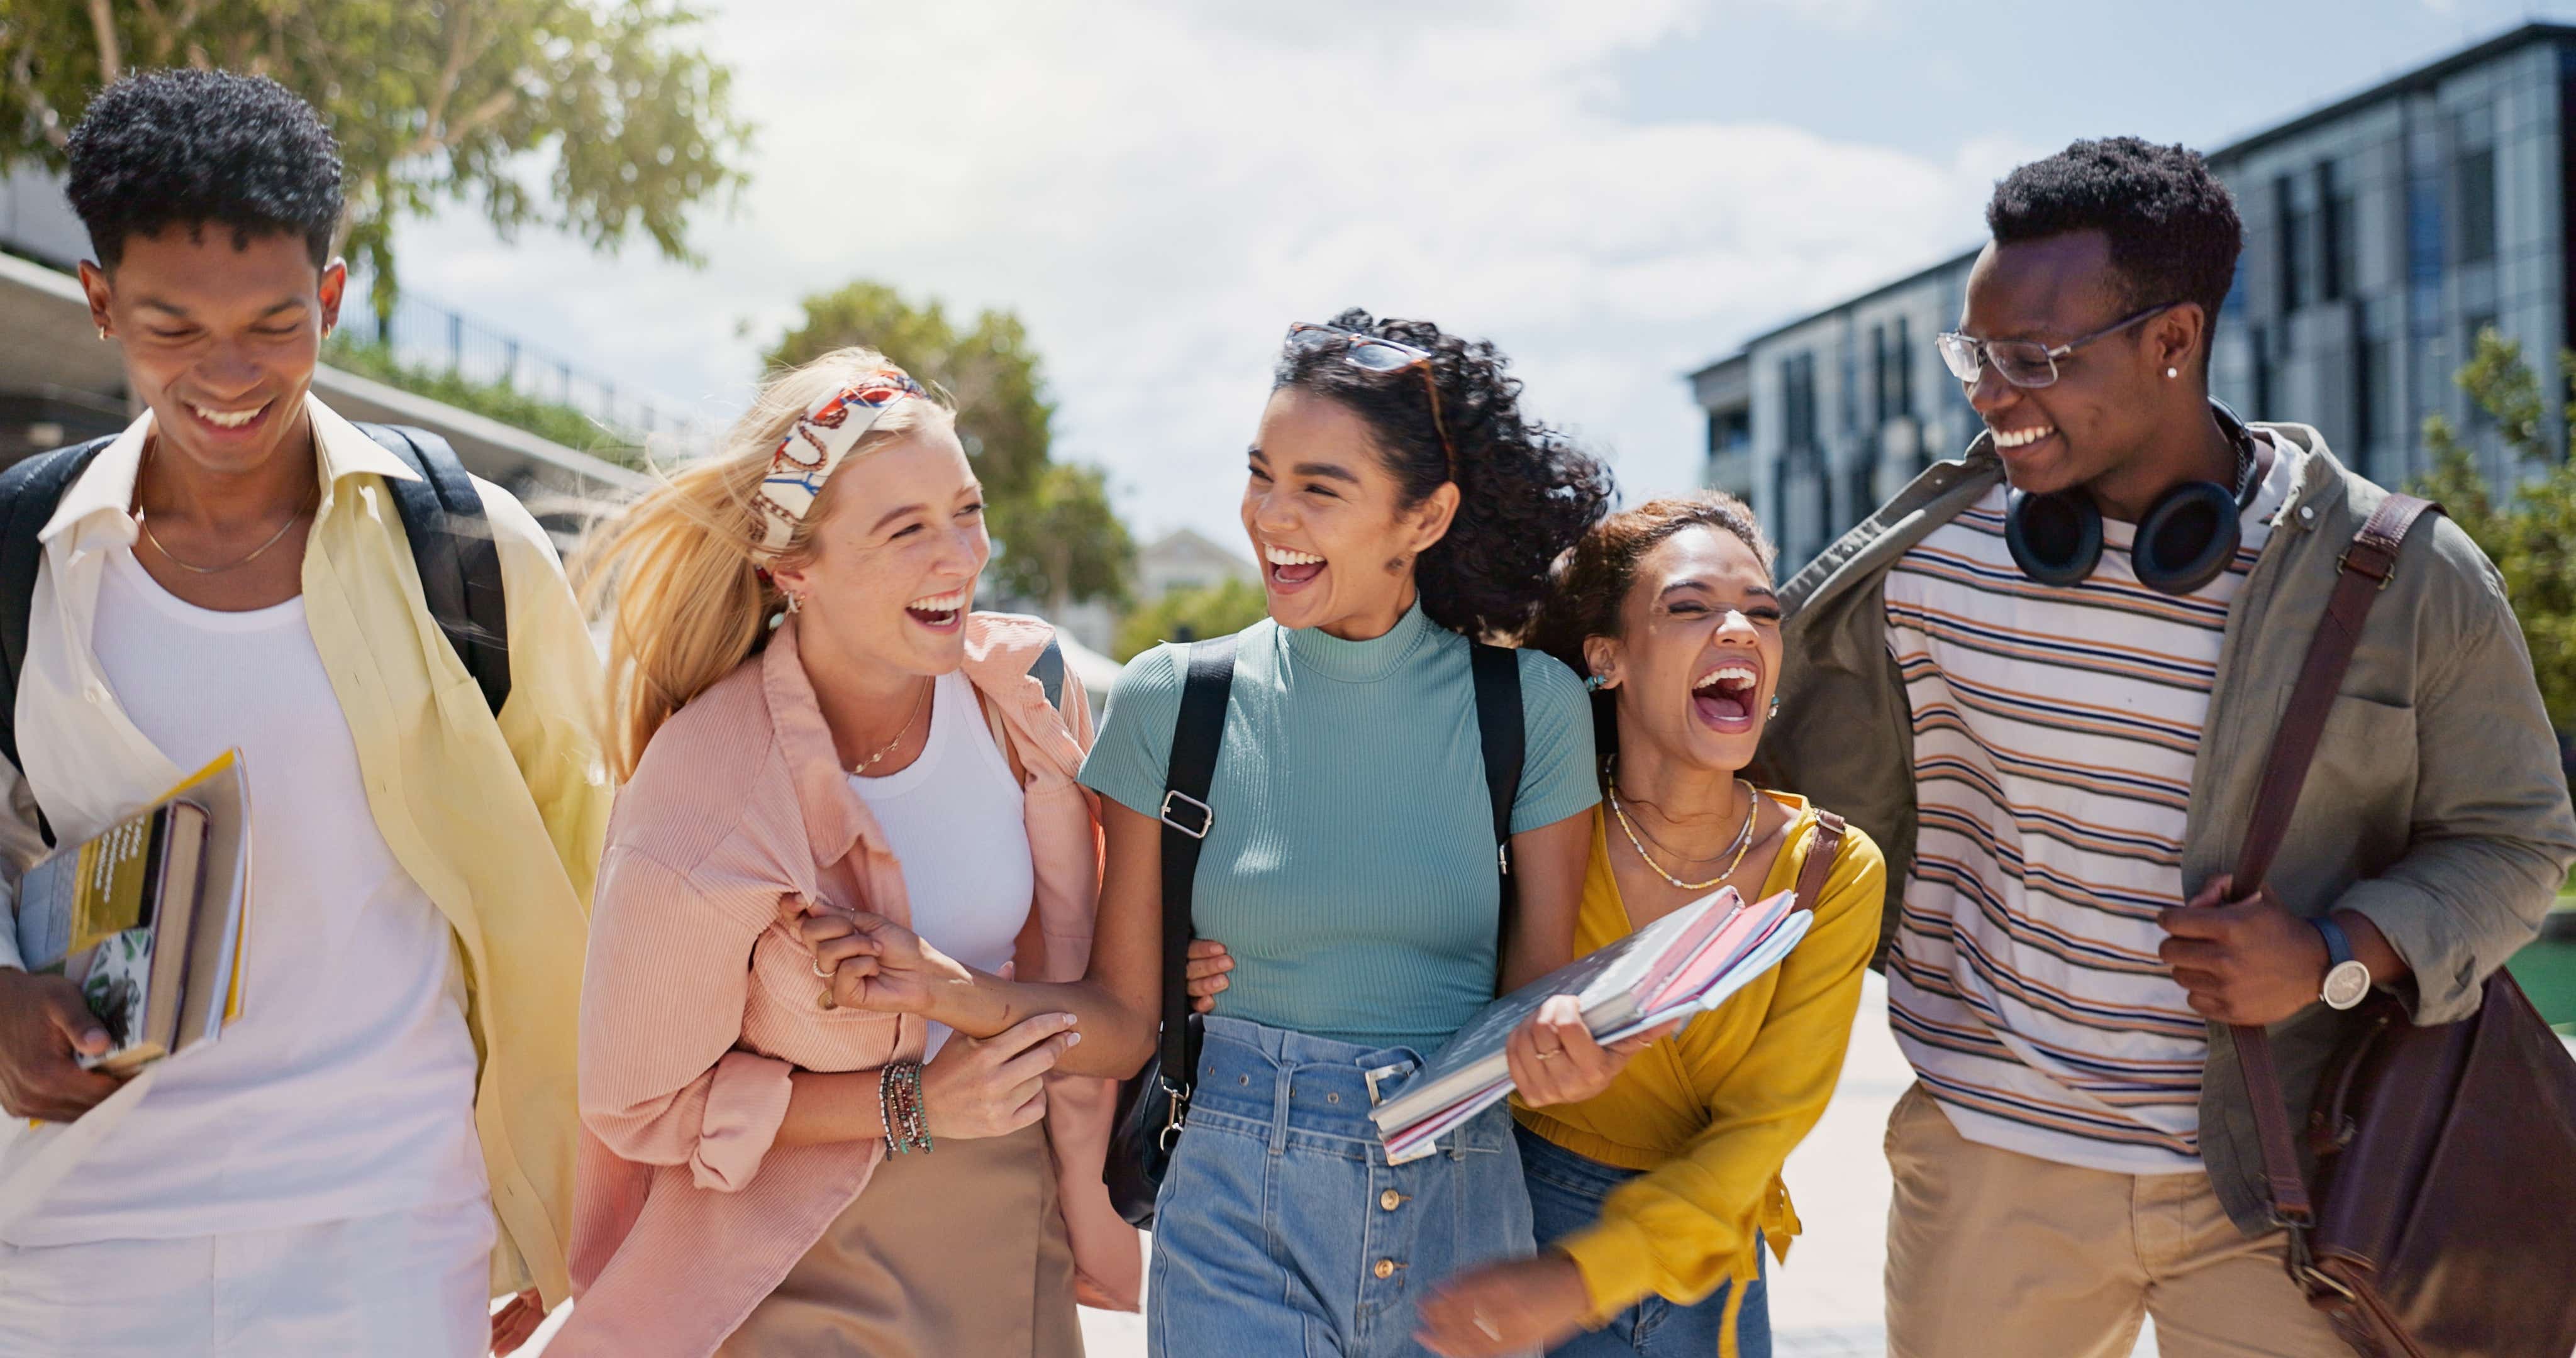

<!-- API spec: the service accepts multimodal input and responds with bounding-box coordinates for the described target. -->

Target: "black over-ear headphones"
[2002,400,2262,595]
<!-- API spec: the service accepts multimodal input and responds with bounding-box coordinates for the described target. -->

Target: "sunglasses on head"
[1935,301,2179,390]
[1284,322,1458,478]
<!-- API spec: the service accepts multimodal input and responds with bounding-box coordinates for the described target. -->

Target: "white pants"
[0,1196,494,1357]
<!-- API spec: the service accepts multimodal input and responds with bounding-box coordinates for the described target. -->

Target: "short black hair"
[1987,137,2241,325]
[65,69,343,271]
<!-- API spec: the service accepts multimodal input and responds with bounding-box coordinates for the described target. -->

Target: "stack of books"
[1368,885,1810,1160]
[12,752,250,1075]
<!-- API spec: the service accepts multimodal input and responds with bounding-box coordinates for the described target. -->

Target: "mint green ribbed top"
[1078,603,1598,1051]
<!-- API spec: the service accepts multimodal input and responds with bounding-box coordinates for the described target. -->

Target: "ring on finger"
[811,955,834,979]
[1533,1047,1560,1061]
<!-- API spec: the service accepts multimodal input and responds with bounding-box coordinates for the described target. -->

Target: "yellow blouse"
[1514,794,1884,1331]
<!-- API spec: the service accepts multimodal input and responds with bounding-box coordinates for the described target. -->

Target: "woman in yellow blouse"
[1414,492,1885,1357]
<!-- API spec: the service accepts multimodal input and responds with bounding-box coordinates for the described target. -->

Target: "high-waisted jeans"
[1518,1123,1770,1357]
[1148,1015,1538,1357]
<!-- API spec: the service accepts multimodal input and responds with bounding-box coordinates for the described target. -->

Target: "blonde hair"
[579,347,956,779]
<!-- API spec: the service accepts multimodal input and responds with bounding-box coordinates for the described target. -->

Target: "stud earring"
[1768,695,1782,718]
[2165,367,2179,379]
[1583,673,1607,692]
[96,326,108,342]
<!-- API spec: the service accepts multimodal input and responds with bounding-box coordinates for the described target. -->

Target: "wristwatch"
[2313,915,2372,1010]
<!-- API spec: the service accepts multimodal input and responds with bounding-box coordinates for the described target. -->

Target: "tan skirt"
[717,1121,1082,1357]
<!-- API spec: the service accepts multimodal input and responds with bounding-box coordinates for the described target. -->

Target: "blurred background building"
[1696,21,2576,573]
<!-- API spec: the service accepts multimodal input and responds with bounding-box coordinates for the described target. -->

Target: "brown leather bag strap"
[1793,810,1846,916]
[2226,492,2443,1229]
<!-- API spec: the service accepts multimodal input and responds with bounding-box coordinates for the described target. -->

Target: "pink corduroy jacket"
[553,612,1140,1357]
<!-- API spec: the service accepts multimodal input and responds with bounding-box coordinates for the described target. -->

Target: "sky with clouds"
[394,0,2576,549]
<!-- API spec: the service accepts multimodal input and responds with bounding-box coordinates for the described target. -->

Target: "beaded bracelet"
[879,1060,932,1155]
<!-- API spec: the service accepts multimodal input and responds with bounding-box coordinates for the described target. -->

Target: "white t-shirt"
[849,670,1035,1057]
[9,548,487,1244]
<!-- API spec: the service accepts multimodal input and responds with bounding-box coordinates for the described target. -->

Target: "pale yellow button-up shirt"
[0,395,611,1305]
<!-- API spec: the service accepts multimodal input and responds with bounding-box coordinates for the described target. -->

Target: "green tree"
[0,0,750,312]
[1114,579,1268,662]
[2414,328,2576,729]
[763,280,1135,614]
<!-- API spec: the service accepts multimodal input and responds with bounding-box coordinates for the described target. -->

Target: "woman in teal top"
[802,310,1658,1356]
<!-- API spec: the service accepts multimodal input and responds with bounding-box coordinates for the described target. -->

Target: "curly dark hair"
[1530,492,1775,784]
[1273,308,1614,638]
[1987,137,2241,332]
[65,69,343,270]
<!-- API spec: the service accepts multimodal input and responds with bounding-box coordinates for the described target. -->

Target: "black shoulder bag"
[1104,637,1523,1227]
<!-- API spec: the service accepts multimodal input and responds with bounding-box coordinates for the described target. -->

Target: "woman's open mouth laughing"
[905,588,966,632]
[1264,544,1326,595]
[1690,661,1762,734]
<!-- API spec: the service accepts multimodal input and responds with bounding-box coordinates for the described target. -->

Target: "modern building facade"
[1694,23,2576,572]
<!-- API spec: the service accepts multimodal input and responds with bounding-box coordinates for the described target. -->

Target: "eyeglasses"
[1284,322,1458,478]
[1935,302,2179,390]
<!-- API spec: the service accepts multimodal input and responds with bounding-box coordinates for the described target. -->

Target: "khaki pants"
[1883,1083,2348,1358]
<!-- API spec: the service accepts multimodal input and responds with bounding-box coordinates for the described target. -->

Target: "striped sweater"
[1880,443,2295,1173]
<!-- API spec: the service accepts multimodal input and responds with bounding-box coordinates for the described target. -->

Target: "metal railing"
[344,275,707,453]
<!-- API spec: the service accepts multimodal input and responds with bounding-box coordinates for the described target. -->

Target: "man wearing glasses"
[1754,138,2573,1355]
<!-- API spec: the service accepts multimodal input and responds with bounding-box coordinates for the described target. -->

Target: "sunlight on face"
[83,227,343,479]
[1589,526,1784,775]
[1239,387,1452,639]
[772,424,989,678]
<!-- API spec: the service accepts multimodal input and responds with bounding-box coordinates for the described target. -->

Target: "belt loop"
[1268,1058,1294,1157]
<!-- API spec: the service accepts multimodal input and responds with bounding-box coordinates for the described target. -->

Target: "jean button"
[1373,1259,1396,1279]
[1379,1189,1402,1211]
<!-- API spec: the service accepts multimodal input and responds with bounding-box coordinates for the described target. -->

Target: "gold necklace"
[134,440,316,575]
[1607,756,1762,891]
[848,678,932,775]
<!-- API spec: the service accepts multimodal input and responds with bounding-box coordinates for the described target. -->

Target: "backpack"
[0,422,511,843]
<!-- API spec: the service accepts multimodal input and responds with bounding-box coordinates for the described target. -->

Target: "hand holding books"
[0,971,125,1122]
[1369,884,1811,1161]
[1506,993,1682,1110]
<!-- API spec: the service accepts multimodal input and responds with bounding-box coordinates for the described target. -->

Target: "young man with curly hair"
[1756,138,2575,1356]
[0,70,608,1356]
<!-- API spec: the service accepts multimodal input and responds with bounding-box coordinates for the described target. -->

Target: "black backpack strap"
[0,438,115,847]
[1156,634,1238,1113]
[356,424,511,717]
[1032,635,1066,711]
[1469,643,1524,902]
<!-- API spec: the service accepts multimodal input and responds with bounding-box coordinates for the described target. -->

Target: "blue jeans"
[1149,1015,1539,1358]
[1518,1123,1771,1357]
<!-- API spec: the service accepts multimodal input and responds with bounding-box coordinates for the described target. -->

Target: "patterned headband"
[752,370,932,558]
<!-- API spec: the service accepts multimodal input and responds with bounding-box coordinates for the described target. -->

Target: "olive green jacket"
[1751,420,2576,1238]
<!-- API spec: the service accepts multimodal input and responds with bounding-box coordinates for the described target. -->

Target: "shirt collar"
[40,393,422,546]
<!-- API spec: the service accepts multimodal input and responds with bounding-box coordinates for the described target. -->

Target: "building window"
[1869,323,1889,427]
[2355,335,2385,477]
[1781,353,1818,451]
[1893,316,1914,417]
[2251,324,2273,417]
[2458,145,2497,265]
[2275,174,2312,313]
[2407,167,2445,334]
[2319,160,2355,302]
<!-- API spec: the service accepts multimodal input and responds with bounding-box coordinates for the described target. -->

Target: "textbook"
[12,752,252,1074]
[1367,884,1812,1161]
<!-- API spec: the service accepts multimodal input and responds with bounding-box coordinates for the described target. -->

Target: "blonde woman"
[550,350,1138,1357]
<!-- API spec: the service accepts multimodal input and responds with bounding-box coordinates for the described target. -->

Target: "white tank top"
[849,670,1035,1056]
